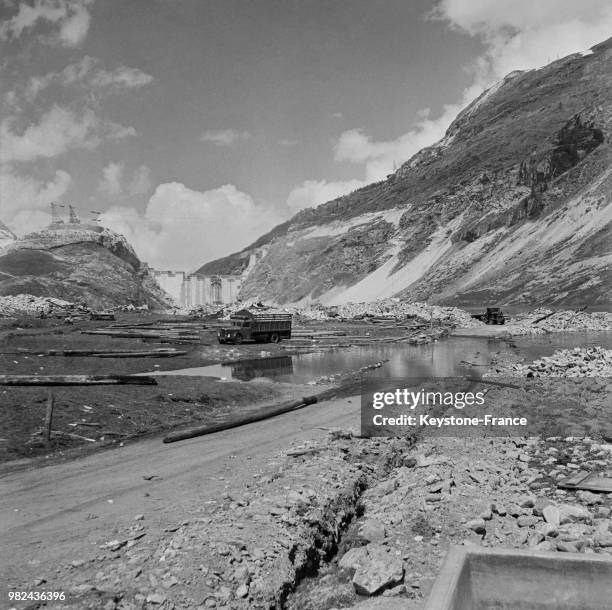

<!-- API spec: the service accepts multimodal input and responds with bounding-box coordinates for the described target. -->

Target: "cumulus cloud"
[333,101,464,182]
[278,138,299,147]
[0,0,94,47]
[286,179,367,211]
[200,129,251,147]
[98,162,123,196]
[21,56,154,102]
[0,105,136,163]
[325,0,612,184]
[0,167,72,234]
[432,0,612,83]
[97,162,153,198]
[128,164,153,196]
[100,183,283,269]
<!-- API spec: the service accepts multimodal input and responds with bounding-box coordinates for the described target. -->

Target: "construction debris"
[292,299,480,327]
[0,294,77,317]
[488,347,612,378]
[505,309,612,334]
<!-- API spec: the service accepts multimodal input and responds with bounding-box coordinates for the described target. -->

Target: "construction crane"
[68,204,80,224]
[49,202,65,225]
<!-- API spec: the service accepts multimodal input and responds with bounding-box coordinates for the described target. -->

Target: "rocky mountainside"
[0,220,16,250]
[0,223,170,309]
[200,38,612,308]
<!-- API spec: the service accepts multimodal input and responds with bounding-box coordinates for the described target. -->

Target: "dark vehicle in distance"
[218,309,292,344]
[471,307,506,325]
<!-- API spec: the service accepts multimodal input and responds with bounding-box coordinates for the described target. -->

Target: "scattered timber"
[143,338,208,346]
[51,430,96,442]
[163,395,318,443]
[96,350,187,358]
[45,348,187,358]
[109,321,155,328]
[291,331,347,337]
[0,374,157,386]
[532,311,557,325]
[90,312,116,321]
[82,330,201,340]
[532,305,587,325]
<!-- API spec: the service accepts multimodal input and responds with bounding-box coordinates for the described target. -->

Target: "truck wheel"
[270,333,280,343]
[234,334,243,344]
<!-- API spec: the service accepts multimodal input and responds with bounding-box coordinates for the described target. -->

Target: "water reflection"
[228,355,294,381]
[155,331,611,384]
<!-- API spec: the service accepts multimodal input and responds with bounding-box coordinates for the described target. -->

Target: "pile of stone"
[294,299,480,327]
[325,434,612,608]
[490,346,612,378]
[0,294,76,318]
[506,309,612,335]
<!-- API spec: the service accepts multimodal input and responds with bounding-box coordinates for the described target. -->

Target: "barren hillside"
[0,224,170,309]
[200,38,612,308]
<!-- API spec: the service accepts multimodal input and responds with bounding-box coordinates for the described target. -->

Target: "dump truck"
[470,307,506,325]
[217,309,292,344]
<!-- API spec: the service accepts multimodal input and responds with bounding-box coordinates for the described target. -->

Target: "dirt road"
[1,395,360,595]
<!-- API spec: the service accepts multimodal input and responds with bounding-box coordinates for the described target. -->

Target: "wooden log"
[532,311,557,325]
[95,350,187,358]
[47,348,184,357]
[82,330,200,339]
[52,430,96,442]
[109,322,155,328]
[163,395,318,443]
[44,391,54,444]
[0,375,157,386]
[291,331,347,337]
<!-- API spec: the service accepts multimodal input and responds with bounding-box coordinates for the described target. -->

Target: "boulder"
[359,519,387,543]
[352,544,404,596]
[339,546,369,572]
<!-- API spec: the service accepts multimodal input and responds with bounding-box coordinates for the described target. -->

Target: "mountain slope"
[0,224,170,309]
[203,39,612,308]
[0,220,16,250]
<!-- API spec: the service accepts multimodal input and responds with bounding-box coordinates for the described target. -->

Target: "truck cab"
[470,307,506,325]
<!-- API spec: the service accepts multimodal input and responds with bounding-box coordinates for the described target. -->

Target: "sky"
[1,0,611,271]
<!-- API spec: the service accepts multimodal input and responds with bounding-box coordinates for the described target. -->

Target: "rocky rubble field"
[184,299,480,328]
[505,309,612,335]
[290,434,612,610]
[489,346,612,378]
[183,300,612,336]
[293,300,478,327]
[0,294,77,317]
[15,371,610,610]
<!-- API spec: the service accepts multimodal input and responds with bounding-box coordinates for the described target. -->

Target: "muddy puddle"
[151,331,612,383]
